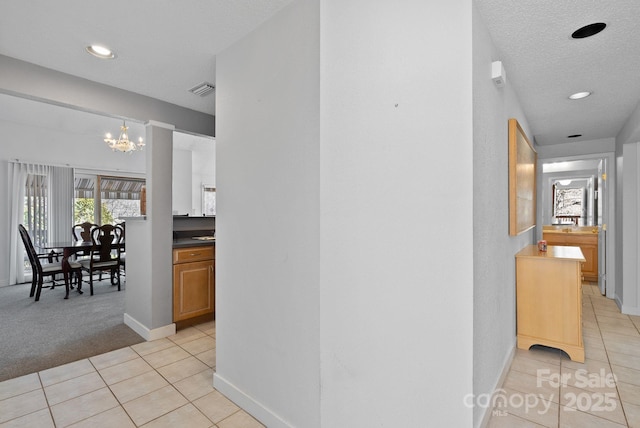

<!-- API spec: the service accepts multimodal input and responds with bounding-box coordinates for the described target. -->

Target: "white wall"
[616,100,640,313]
[616,149,625,305]
[217,0,477,426]
[124,122,175,333]
[173,132,216,216]
[472,5,535,427]
[214,0,320,427]
[191,145,216,215]
[622,143,640,314]
[320,0,474,427]
[172,148,192,215]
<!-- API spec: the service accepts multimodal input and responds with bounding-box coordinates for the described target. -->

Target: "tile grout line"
[37,370,58,428]
[592,292,632,428]
[0,323,221,427]
[89,351,139,428]
[124,326,218,427]
[489,283,635,427]
[129,337,215,427]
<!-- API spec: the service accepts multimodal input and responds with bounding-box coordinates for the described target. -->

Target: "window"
[75,174,145,225]
[554,188,584,217]
[202,184,216,216]
[553,185,585,225]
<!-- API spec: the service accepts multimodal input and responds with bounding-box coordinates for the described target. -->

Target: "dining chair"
[115,223,126,277]
[18,224,83,301]
[72,222,97,242]
[79,224,122,295]
[72,221,97,260]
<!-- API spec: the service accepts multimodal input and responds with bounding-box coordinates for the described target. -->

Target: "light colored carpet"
[0,279,144,382]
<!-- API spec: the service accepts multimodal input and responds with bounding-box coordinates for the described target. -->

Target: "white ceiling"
[0,0,293,116]
[1,1,639,147]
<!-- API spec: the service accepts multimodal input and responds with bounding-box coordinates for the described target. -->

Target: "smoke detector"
[188,82,216,97]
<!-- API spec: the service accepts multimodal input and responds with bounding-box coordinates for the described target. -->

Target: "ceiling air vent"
[188,82,215,97]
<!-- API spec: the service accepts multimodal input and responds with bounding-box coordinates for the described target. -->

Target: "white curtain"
[7,162,73,285]
[49,166,74,242]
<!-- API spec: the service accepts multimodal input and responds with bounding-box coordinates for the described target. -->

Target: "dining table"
[38,240,125,296]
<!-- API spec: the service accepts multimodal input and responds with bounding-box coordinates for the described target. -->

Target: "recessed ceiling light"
[569,91,591,100]
[571,22,607,39]
[567,134,582,138]
[86,45,115,59]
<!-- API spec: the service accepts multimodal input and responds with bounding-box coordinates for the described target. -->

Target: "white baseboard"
[123,313,175,341]
[620,303,640,316]
[477,341,516,428]
[213,372,292,428]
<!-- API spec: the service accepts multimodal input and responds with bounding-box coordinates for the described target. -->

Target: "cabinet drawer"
[543,233,597,246]
[173,246,214,264]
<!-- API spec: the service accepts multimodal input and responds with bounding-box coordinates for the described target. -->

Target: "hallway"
[488,283,640,427]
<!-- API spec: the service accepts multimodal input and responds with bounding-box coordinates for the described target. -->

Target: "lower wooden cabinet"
[542,230,598,282]
[516,245,585,362]
[172,246,215,322]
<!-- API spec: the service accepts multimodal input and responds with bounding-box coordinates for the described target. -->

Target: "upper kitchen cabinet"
[172,131,216,216]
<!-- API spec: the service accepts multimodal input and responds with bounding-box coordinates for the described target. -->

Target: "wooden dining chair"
[72,221,97,257]
[72,222,98,242]
[79,224,123,295]
[18,224,83,301]
[115,223,126,277]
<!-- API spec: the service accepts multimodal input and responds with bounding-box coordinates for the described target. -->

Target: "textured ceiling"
[475,0,640,145]
[1,1,639,147]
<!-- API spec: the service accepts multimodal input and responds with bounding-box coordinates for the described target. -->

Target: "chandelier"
[104,121,145,153]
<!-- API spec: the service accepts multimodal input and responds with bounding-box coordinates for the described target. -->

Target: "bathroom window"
[553,186,584,225]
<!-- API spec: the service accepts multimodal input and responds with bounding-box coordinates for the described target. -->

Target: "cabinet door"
[580,244,598,281]
[173,260,214,321]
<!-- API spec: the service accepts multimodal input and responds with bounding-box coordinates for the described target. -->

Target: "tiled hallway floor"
[488,283,640,427]
[0,321,264,427]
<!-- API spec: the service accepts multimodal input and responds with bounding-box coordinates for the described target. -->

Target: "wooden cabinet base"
[175,312,214,331]
[173,246,215,322]
[517,335,584,363]
[516,245,585,363]
[543,228,599,282]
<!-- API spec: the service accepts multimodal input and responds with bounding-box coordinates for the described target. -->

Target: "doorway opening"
[539,154,615,298]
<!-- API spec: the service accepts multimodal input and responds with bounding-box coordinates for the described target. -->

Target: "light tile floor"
[488,283,640,427]
[5,284,637,427]
[0,321,265,428]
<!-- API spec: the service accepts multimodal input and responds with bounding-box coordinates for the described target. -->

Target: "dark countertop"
[172,238,216,248]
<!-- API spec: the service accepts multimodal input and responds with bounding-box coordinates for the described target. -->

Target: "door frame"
[537,152,616,299]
